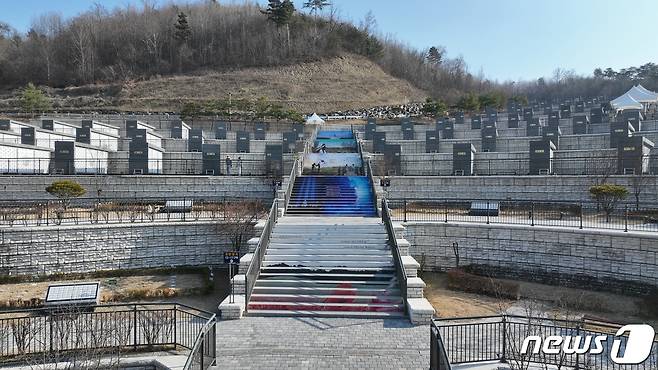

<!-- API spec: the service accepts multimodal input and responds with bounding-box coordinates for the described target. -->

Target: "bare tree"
[630,170,652,211]
[451,242,460,268]
[216,200,266,253]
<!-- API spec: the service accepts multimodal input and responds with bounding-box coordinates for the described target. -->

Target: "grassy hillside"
[0,54,427,114]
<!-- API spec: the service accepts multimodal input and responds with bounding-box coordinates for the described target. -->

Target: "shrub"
[45,180,86,211]
[447,268,520,300]
[589,184,629,222]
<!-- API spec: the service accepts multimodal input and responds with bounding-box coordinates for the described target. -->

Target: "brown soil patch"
[423,272,658,327]
[0,274,206,308]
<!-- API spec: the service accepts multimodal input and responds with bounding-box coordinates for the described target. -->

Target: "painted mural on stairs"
[246,127,403,316]
[287,129,377,217]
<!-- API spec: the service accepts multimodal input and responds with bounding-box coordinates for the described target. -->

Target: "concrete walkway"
[215,316,428,369]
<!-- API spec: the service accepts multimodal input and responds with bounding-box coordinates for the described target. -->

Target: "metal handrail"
[283,123,320,213]
[0,302,216,368]
[430,321,452,370]
[381,198,408,315]
[283,158,299,213]
[244,199,278,312]
[182,313,217,370]
[355,129,380,213]
[430,315,658,369]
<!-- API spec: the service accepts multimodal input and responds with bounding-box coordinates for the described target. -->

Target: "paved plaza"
[215,317,428,369]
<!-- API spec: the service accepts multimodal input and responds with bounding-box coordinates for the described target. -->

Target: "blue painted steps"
[287,176,376,216]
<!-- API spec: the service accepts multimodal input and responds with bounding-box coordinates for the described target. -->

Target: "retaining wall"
[0,175,275,200]
[403,221,658,294]
[387,175,658,203]
[0,221,240,276]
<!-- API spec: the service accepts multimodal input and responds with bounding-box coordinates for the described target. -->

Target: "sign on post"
[224,251,240,264]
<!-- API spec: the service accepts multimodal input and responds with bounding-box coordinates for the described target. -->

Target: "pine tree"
[20,83,51,116]
[426,46,445,66]
[262,1,296,52]
[262,0,295,27]
[174,12,191,43]
[303,0,331,16]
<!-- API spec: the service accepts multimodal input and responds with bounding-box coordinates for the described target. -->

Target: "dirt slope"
[116,54,427,113]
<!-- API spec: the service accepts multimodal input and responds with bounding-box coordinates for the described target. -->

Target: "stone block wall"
[0,175,275,200]
[0,221,241,276]
[404,222,658,293]
[386,175,658,203]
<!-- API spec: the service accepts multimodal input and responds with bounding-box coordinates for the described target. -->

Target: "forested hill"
[0,1,477,104]
[0,0,656,112]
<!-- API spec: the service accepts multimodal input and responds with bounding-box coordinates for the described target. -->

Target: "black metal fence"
[388,198,658,232]
[431,316,658,370]
[0,303,216,369]
[372,155,658,177]
[0,196,266,227]
[0,157,282,177]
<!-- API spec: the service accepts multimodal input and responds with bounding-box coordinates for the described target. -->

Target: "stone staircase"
[246,216,405,317]
[286,176,377,217]
[220,126,434,324]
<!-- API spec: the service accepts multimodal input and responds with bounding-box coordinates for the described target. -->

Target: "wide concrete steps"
[263,260,393,268]
[247,216,405,318]
[266,248,389,255]
[245,309,405,319]
[250,293,403,303]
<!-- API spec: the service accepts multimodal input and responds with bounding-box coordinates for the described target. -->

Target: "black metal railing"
[430,322,452,370]
[388,198,658,233]
[381,198,407,315]
[0,196,266,227]
[0,157,281,177]
[431,315,658,370]
[370,154,658,177]
[0,303,216,368]
[244,199,278,311]
[183,312,217,370]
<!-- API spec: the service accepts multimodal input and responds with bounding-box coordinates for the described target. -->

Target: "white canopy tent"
[635,84,658,100]
[610,93,643,111]
[627,86,658,103]
[305,113,325,125]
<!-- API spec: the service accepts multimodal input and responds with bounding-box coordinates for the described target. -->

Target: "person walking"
[225,156,232,176]
[237,156,243,176]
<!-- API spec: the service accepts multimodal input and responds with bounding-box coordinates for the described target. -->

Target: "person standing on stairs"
[237,156,242,176]
[225,156,232,176]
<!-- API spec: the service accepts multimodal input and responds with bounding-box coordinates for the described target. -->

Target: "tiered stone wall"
[385,175,658,202]
[0,221,241,276]
[404,222,658,294]
[0,175,275,200]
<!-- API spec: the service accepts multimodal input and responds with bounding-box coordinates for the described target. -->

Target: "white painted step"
[262,260,393,268]
[261,266,395,272]
[264,254,392,262]
[266,248,390,255]
[249,301,404,310]
[252,286,400,295]
[245,309,405,319]
[268,242,388,248]
[250,293,403,303]
[256,279,397,287]
[258,272,395,279]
